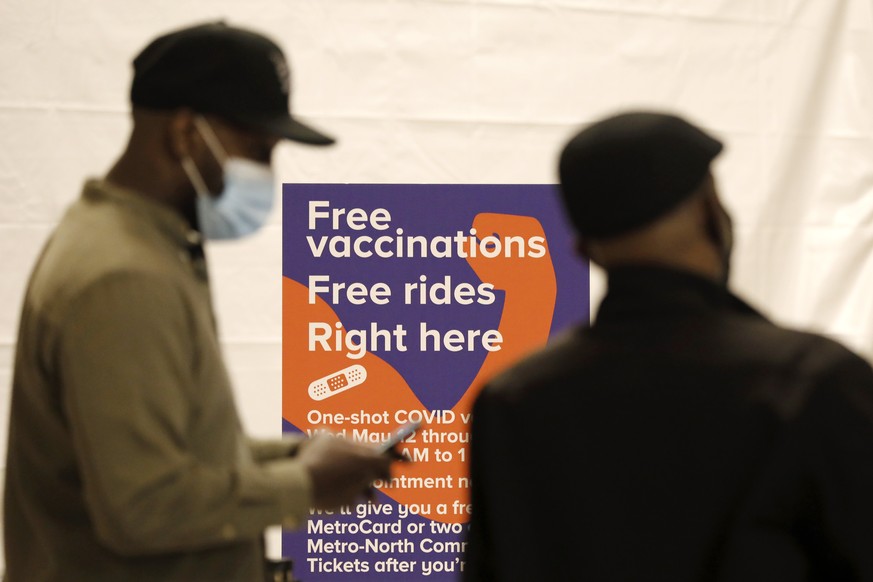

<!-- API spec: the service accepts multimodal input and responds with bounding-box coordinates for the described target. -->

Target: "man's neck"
[104,150,196,227]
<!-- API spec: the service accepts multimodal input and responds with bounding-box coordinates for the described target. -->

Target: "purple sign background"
[282,184,589,581]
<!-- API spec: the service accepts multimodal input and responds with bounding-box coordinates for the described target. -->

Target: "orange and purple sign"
[282,184,589,580]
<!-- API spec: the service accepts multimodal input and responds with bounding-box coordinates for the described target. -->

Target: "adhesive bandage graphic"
[308,364,367,401]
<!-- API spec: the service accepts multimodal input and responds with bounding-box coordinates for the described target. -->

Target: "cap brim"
[273,116,336,145]
[233,113,336,146]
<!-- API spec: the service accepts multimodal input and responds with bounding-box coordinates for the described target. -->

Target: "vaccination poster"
[281,183,589,581]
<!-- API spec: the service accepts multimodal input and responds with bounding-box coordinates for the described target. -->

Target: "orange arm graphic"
[282,212,556,522]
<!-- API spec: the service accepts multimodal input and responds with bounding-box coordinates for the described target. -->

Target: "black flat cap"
[131,21,334,145]
[558,110,723,239]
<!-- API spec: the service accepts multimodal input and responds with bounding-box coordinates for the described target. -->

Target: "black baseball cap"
[558,110,723,239]
[131,21,334,145]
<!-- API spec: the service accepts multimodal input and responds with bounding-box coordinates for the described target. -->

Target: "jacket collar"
[594,264,762,324]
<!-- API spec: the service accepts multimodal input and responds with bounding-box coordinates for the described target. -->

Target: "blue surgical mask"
[181,116,276,240]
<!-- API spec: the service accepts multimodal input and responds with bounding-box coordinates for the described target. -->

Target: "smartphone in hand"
[377,420,422,455]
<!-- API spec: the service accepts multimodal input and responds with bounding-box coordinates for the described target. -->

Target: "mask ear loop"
[193,115,229,165]
[181,157,210,198]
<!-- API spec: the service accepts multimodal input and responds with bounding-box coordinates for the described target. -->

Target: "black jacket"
[464,265,873,582]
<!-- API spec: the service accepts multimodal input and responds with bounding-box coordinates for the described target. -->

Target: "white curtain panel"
[3,0,873,565]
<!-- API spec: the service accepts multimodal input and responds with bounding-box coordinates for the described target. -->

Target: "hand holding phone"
[377,420,422,455]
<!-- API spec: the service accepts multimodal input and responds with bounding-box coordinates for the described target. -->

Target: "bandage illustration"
[308,364,367,401]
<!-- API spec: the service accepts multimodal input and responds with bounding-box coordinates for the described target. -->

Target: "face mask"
[180,116,276,240]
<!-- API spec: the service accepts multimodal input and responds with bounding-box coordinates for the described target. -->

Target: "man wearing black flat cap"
[464,110,873,582]
[3,21,398,582]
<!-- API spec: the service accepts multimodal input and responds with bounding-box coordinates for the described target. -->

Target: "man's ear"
[574,236,587,258]
[166,108,197,161]
[575,235,597,263]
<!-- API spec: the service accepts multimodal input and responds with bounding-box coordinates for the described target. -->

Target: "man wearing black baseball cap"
[464,110,873,581]
[4,21,399,582]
